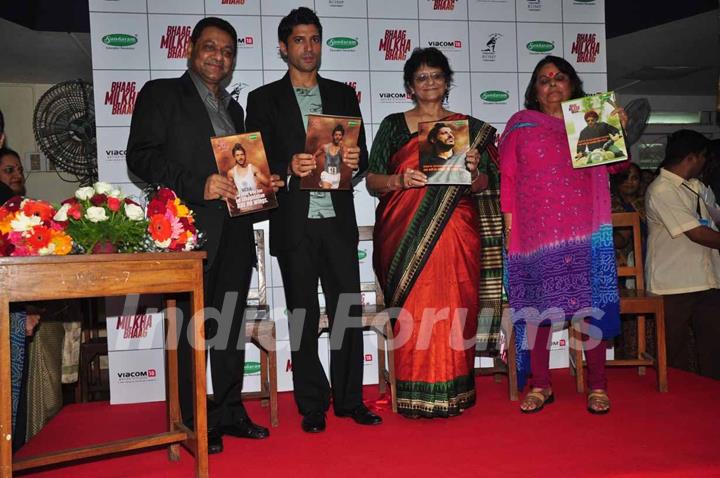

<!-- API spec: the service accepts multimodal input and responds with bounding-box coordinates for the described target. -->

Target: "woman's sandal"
[520,389,554,414]
[587,390,611,415]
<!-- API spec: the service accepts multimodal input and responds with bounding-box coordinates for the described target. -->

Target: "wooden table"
[0,252,209,477]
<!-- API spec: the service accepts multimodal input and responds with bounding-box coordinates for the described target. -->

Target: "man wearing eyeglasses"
[127,17,283,454]
[645,129,720,380]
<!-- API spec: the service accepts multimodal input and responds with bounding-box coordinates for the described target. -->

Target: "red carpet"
[15,368,720,477]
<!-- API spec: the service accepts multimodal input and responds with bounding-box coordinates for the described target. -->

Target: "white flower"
[107,188,123,199]
[94,182,113,195]
[53,203,70,222]
[38,243,56,256]
[10,213,42,231]
[75,186,95,201]
[86,206,108,223]
[124,203,145,221]
[154,238,171,248]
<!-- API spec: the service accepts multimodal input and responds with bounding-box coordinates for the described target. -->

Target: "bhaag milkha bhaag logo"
[378,29,411,61]
[104,81,137,115]
[115,314,153,339]
[344,81,362,104]
[571,33,600,63]
[432,0,456,9]
[160,25,191,59]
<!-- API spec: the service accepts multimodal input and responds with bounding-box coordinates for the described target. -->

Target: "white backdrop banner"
[91,0,607,395]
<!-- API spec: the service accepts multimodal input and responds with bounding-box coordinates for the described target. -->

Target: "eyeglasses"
[414,72,445,84]
[536,73,569,86]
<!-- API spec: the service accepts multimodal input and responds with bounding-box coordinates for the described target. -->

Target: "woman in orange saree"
[366,48,497,418]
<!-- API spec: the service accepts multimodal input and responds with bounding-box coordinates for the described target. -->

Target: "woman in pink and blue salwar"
[499,56,629,415]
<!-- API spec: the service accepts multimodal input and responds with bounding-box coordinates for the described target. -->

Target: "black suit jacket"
[126,72,254,268]
[245,73,368,255]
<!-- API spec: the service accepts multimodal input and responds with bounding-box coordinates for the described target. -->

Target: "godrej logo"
[480,90,509,102]
[526,40,554,53]
[244,362,261,374]
[102,34,137,47]
[327,37,358,49]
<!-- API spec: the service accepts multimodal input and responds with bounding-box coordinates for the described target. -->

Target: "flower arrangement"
[0,196,73,256]
[144,187,200,252]
[56,181,148,253]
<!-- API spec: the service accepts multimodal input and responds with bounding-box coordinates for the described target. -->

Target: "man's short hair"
[332,124,344,135]
[191,17,238,54]
[584,110,599,121]
[427,122,449,144]
[278,7,322,45]
[662,129,709,168]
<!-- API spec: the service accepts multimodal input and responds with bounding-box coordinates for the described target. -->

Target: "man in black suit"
[245,7,381,433]
[126,17,282,453]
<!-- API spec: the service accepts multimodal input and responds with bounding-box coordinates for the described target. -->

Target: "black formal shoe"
[208,429,224,454]
[223,419,270,440]
[301,412,326,433]
[335,405,383,425]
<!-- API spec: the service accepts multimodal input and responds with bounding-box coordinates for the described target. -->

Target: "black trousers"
[178,218,255,429]
[663,288,720,380]
[277,218,364,416]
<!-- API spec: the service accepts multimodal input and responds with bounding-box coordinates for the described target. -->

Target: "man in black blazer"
[245,7,381,433]
[127,17,281,453]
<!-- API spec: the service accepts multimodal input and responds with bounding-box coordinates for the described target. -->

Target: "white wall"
[0,82,81,203]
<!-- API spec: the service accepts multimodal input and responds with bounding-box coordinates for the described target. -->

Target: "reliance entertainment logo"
[160,25,191,59]
[379,30,411,61]
[104,81,137,115]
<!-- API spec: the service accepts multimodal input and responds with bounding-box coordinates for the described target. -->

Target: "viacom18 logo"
[104,81,137,115]
[344,81,362,104]
[571,33,600,63]
[427,40,462,50]
[379,30,411,61]
[160,25,191,59]
[432,0,456,9]
[117,369,157,383]
[237,36,254,48]
[115,314,153,339]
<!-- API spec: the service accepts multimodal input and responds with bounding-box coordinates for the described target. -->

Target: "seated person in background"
[645,129,720,380]
[0,147,25,203]
[610,163,647,268]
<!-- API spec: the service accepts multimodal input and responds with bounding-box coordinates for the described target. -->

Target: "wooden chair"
[317,226,395,411]
[570,212,668,393]
[243,229,279,426]
[475,307,518,401]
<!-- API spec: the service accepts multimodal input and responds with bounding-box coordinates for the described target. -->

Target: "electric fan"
[33,80,97,184]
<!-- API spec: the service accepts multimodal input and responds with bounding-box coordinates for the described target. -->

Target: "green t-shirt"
[293,86,335,219]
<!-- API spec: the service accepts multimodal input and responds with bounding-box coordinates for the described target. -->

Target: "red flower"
[156,188,176,202]
[68,204,82,220]
[3,196,22,212]
[27,225,51,250]
[61,197,79,206]
[107,196,121,212]
[179,217,192,230]
[22,200,54,222]
[0,233,15,256]
[90,194,108,206]
[147,198,166,217]
[149,214,172,242]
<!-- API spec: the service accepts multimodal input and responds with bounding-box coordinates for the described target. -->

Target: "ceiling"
[0,2,718,98]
